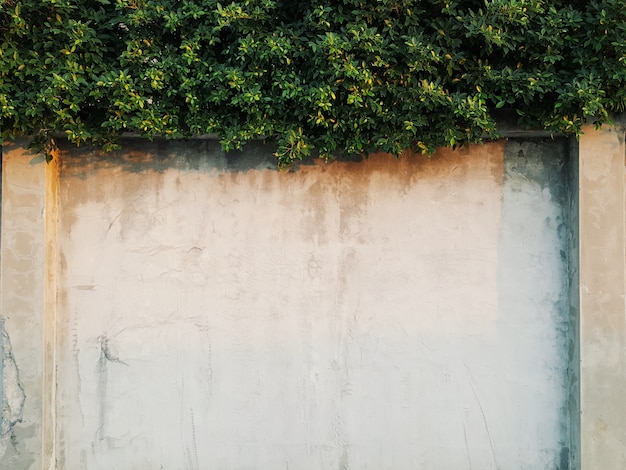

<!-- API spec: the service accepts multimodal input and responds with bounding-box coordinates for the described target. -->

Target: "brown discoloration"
[43,150,60,469]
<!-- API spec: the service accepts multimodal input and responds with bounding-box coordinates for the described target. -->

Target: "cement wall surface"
[27,138,571,469]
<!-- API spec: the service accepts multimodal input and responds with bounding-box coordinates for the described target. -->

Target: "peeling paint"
[0,318,26,460]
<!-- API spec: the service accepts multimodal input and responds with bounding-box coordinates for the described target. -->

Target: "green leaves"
[1,0,625,166]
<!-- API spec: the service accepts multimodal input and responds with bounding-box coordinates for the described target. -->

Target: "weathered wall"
[37,138,571,469]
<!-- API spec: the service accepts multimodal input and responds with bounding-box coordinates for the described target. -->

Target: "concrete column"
[0,141,49,469]
[579,123,626,468]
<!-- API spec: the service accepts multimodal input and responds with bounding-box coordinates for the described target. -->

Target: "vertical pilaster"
[43,148,58,470]
[0,140,47,469]
[579,124,626,468]
[567,135,581,470]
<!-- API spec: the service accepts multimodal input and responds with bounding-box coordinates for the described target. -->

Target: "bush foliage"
[1,0,625,165]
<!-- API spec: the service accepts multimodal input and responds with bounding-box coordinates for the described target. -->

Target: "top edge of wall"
[7,112,625,146]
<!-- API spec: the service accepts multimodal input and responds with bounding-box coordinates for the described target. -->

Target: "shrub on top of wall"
[1,0,625,166]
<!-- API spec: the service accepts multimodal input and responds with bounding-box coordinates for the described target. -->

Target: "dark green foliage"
[1,0,625,166]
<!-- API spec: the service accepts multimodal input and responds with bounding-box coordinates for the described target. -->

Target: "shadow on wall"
[57,138,279,176]
[55,137,486,177]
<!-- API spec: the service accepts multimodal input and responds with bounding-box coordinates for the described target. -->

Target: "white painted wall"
[45,139,570,469]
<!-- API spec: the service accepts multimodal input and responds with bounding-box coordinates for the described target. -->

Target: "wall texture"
[27,138,570,469]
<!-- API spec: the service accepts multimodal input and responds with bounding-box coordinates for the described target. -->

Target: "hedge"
[1,0,625,166]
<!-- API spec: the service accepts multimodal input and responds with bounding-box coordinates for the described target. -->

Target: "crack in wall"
[96,334,127,443]
[0,318,26,459]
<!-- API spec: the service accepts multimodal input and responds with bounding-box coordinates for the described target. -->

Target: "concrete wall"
[2,126,624,469]
[48,138,571,469]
